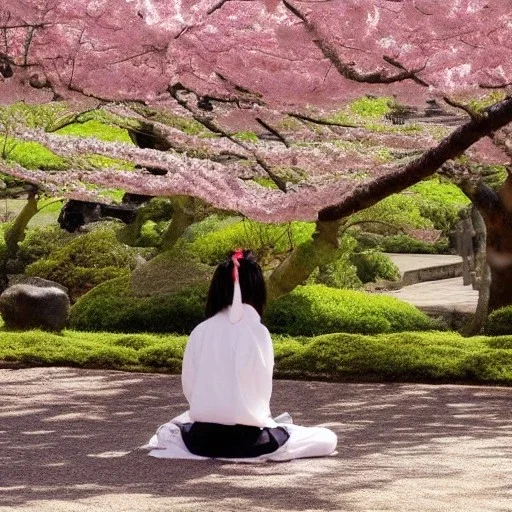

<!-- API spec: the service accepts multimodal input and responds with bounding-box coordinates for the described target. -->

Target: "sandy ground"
[1,367,511,512]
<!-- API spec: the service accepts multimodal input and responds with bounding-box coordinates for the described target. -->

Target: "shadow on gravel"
[1,368,511,510]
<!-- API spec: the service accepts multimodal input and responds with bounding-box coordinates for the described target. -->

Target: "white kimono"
[145,304,337,462]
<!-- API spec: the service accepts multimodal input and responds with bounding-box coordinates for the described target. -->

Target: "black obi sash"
[179,422,290,458]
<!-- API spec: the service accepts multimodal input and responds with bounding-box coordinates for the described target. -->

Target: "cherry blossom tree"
[1,0,512,314]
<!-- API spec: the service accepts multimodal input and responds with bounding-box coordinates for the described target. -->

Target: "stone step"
[401,261,462,286]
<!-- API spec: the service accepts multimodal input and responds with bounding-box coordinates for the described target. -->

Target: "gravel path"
[1,368,511,512]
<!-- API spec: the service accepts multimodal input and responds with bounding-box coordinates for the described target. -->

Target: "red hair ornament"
[229,249,244,324]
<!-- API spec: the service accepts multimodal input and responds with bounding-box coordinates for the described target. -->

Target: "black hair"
[205,250,267,318]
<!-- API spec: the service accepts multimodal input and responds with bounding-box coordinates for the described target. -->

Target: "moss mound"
[265,285,437,336]
[129,247,213,297]
[25,227,138,300]
[69,276,207,333]
[71,278,436,336]
[485,306,512,336]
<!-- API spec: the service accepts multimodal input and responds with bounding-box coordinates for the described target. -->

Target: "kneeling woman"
[145,250,337,461]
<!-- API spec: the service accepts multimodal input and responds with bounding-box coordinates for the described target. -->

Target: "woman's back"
[182,303,276,428]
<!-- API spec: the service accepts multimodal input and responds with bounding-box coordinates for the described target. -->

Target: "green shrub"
[265,285,436,336]
[129,246,213,297]
[273,331,474,382]
[353,194,433,232]
[379,234,450,254]
[25,227,139,299]
[464,349,512,383]
[111,335,155,350]
[351,231,385,250]
[409,178,469,232]
[17,225,76,270]
[350,251,400,283]
[308,236,362,289]
[310,257,362,289]
[183,215,239,242]
[485,307,512,336]
[189,219,315,266]
[485,336,512,349]
[2,324,512,385]
[69,276,207,333]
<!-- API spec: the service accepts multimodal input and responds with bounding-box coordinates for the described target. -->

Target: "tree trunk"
[460,174,512,313]
[486,185,512,312]
[160,197,199,251]
[0,187,39,292]
[488,265,512,311]
[267,219,342,300]
[461,207,489,336]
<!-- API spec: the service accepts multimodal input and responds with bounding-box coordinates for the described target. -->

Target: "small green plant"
[232,131,259,143]
[349,96,393,118]
[350,251,401,283]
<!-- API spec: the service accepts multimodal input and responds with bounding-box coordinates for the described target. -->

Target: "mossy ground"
[1,314,511,385]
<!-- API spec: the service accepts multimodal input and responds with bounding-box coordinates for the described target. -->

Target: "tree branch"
[255,117,289,147]
[282,0,428,86]
[318,95,512,221]
[168,83,288,191]
[286,112,357,128]
[443,96,478,120]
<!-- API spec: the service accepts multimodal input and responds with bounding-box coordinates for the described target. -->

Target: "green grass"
[55,120,132,143]
[2,120,134,173]
[1,321,512,385]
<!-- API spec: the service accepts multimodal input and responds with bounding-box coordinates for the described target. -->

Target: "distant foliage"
[349,96,393,119]
[408,178,469,232]
[325,96,392,125]
[188,219,315,266]
[379,234,450,254]
[353,194,433,232]
[265,285,436,336]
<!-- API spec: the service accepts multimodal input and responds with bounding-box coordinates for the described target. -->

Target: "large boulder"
[10,276,69,294]
[0,284,70,331]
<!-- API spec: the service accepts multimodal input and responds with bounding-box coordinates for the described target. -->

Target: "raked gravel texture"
[1,368,511,512]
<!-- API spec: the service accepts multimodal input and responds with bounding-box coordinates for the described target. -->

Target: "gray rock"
[17,276,69,294]
[0,284,70,331]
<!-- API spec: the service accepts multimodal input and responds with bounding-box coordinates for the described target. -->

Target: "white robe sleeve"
[181,328,199,405]
[236,324,275,424]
